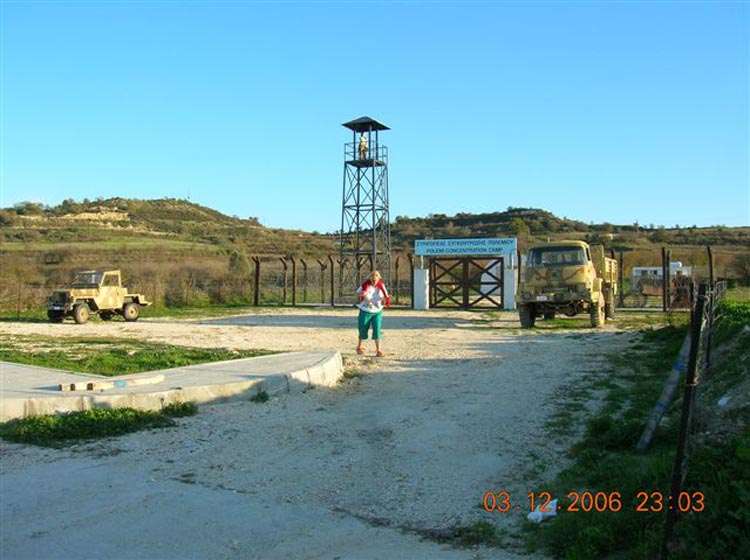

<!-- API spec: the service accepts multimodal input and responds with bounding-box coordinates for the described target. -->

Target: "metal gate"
[429,257,504,308]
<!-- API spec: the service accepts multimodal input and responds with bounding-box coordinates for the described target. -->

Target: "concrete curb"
[0,351,343,421]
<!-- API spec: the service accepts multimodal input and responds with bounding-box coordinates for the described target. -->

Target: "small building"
[631,262,693,294]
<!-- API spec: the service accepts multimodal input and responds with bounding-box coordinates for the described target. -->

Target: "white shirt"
[356,282,387,313]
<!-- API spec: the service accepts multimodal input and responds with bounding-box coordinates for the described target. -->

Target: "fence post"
[618,250,625,307]
[660,283,708,559]
[317,259,327,304]
[290,257,297,307]
[279,258,288,305]
[394,256,401,305]
[328,255,335,306]
[661,247,668,312]
[339,257,346,302]
[666,249,672,310]
[705,247,715,372]
[300,258,308,304]
[252,257,261,306]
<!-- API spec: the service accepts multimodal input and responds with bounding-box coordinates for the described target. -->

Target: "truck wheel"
[100,311,114,321]
[543,311,556,320]
[47,310,64,323]
[605,301,616,320]
[73,303,90,325]
[123,302,140,322]
[590,299,605,328]
[604,287,616,319]
[519,304,536,328]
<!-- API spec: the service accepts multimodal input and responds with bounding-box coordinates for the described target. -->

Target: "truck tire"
[604,287,616,319]
[73,303,90,325]
[605,300,616,320]
[47,310,64,323]
[519,304,536,328]
[590,299,605,328]
[123,302,140,322]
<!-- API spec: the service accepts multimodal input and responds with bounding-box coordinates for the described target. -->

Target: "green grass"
[672,430,750,559]
[162,401,199,417]
[523,300,750,559]
[0,404,197,447]
[714,300,750,342]
[0,303,330,322]
[0,335,276,376]
[249,390,270,403]
[145,303,286,319]
[725,285,750,303]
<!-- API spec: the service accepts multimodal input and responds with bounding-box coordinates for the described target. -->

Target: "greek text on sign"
[415,238,517,256]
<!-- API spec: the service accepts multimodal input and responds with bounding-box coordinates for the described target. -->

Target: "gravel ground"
[0,308,632,559]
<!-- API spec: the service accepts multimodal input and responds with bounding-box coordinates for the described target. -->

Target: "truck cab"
[516,241,617,328]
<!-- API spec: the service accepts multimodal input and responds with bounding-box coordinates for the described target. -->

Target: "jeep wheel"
[123,302,140,322]
[73,303,90,325]
[100,311,114,321]
[519,304,536,328]
[590,299,605,328]
[47,310,64,323]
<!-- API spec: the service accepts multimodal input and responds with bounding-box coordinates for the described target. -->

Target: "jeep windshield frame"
[71,271,104,288]
[528,246,587,267]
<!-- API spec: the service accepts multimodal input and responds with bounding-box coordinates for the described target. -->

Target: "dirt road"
[0,309,629,559]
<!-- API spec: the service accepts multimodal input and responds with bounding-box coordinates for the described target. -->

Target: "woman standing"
[356,270,390,357]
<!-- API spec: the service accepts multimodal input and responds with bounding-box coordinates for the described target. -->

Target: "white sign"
[414,237,517,256]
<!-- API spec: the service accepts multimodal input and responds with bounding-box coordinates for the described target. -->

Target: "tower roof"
[342,116,390,133]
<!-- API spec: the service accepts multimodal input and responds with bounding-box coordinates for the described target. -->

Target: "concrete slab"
[0,351,342,421]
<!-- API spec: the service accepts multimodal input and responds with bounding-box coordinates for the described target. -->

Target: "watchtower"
[339,116,391,297]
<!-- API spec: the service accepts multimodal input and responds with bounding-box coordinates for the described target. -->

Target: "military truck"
[515,241,617,328]
[47,269,151,324]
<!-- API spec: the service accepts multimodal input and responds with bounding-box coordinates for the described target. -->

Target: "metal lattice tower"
[339,116,391,298]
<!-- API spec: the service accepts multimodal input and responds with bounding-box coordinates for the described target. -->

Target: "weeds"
[250,391,270,403]
[162,401,198,417]
[0,407,183,447]
[0,335,275,376]
[524,298,750,558]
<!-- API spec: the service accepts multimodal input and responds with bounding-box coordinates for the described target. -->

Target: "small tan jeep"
[47,269,151,324]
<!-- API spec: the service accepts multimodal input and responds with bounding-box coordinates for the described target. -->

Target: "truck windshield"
[528,247,586,267]
[72,271,103,287]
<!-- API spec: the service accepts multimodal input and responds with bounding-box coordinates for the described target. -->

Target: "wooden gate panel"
[430,257,504,309]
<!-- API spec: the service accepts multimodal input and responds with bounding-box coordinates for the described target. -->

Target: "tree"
[650,227,669,243]
[508,217,530,236]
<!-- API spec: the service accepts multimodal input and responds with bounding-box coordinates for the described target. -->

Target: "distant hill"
[1,197,747,312]
[2,198,748,254]
[0,197,337,256]
[390,207,750,250]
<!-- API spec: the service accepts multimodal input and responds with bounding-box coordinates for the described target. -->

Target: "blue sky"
[1,0,748,232]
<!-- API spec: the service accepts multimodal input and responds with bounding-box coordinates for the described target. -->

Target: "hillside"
[0,197,337,256]
[3,198,748,253]
[1,197,747,314]
[391,207,750,250]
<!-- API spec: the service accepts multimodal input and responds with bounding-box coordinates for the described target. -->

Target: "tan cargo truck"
[515,241,617,328]
[47,269,151,324]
